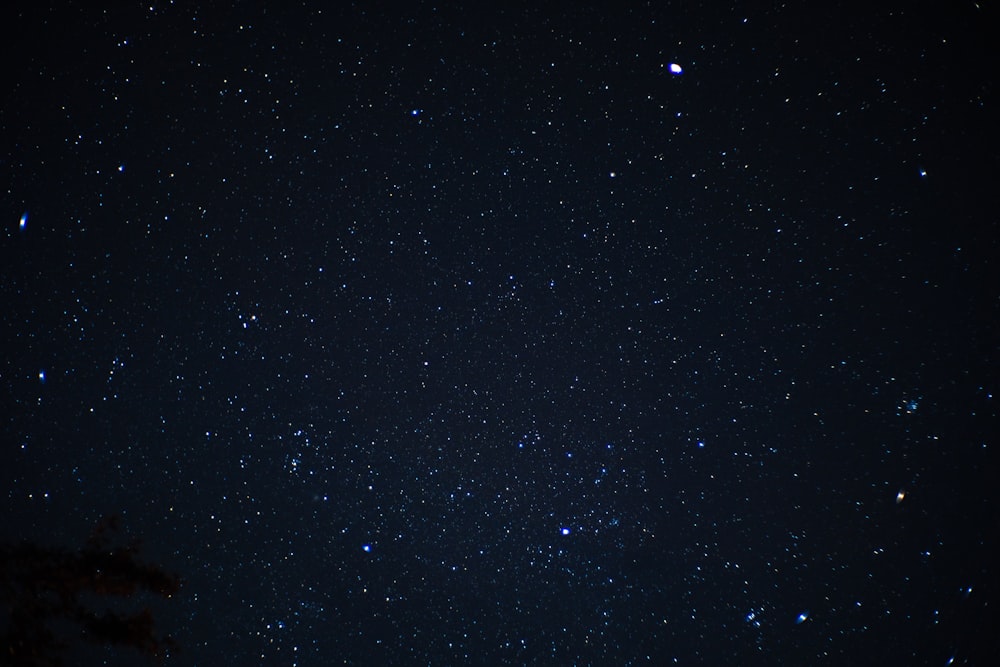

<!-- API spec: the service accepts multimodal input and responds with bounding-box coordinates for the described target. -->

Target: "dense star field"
[2,3,997,665]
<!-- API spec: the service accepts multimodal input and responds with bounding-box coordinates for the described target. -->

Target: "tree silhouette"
[1,516,181,666]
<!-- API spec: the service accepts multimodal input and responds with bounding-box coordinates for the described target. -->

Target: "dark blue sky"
[2,2,997,665]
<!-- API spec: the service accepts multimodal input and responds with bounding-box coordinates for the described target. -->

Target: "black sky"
[2,2,998,665]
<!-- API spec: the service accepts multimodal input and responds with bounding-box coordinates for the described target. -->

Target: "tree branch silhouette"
[1,516,181,666]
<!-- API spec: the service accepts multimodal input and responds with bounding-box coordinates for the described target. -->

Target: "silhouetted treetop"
[1,515,181,666]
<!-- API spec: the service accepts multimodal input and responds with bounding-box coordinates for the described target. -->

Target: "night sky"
[2,2,998,665]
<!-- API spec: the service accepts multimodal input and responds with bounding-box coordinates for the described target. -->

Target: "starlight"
[5,3,986,665]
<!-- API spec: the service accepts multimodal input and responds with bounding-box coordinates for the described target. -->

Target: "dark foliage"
[1,516,180,666]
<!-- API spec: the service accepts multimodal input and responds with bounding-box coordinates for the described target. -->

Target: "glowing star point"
[669,63,683,75]
[19,212,28,230]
